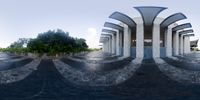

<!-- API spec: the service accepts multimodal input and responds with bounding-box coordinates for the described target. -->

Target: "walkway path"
[0,52,200,99]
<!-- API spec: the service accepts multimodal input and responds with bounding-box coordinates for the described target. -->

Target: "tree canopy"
[1,29,88,55]
[27,29,88,55]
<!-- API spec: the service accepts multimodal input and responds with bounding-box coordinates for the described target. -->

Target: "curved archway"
[109,12,137,58]
[134,6,167,59]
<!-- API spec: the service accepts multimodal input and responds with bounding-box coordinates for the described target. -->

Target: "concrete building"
[99,6,195,59]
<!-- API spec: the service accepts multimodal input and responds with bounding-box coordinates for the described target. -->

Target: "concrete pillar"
[166,27,172,57]
[152,18,164,58]
[102,42,105,52]
[186,36,191,53]
[114,34,116,54]
[111,34,115,54]
[183,36,187,54]
[136,20,144,58]
[173,31,179,55]
[183,36,191,54]
[116,30,120,55]
[103,41,106,52]
[106,40,109,53]
[123,24,131,57]
[109,36,112,53]
[105,41,108,53]
[152,23,160,58]
[119,31,123,56]
[179,34,184,55]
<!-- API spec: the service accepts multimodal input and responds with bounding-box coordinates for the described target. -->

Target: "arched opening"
[144,25,153,59]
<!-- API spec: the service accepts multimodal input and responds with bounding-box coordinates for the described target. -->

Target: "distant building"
[190,39,198,48]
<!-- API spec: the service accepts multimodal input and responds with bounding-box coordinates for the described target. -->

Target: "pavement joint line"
[155,58,200,84]
[54,58,142,86]
[0,59,41,84]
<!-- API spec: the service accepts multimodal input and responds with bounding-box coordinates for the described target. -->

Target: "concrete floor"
[1,51,200,100]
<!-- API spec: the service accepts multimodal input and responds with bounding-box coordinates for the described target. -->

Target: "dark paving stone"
[0,60,45,99]
[0,58,33,71]
[1,59,200,100]
[60,57,132,73]
[73,51,120,61]
[1,52,200,100]
[163,57,200,71]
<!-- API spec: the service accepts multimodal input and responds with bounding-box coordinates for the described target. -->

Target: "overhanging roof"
[109,12,136,28]
[134,6,167,26]
[100,36,110,42]
[179,29,194,35]
[161,13,187,28]
[183,34,195,37]
[99,37,109,43]
[172,23,192,31]
[102,29,117,34]
[101,33,112,37]
[104,22,124,31]
[100,37,109,39]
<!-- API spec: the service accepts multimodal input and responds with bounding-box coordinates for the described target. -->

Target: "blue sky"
[0,0,199,48]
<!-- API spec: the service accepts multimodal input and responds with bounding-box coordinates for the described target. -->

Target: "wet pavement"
[0,53,22,61]
[73,51,119,61]
[1,51,200,100]
[60,57,133,73]
[163,52,200,71]
[0,58,33,71]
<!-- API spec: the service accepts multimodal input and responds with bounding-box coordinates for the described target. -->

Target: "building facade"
[100,6,195,59]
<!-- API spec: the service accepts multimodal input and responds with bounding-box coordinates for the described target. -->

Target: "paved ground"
[163,52,200,71]
[60,57,132,73]
[1,52,200,100]
[0,58,33,71]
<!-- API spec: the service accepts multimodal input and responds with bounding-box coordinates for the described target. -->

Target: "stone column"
[123,24,131,57]
[111,34,115,54]
[116,30,120,55]
[152,18,164,58]
[183,36,190,54]
[105,41,108,53]
[173,31,179,55]
[102,42,105,52]
[114,34,116,54]
[153,23,160,58]
[179,34,184,55]
[109,36,112,54]
[136,20,144,58]
[186,36,191,53]
[183,36,187,54]
[166,27,172,57]
[119,31,123,56]
[103,41,106,52]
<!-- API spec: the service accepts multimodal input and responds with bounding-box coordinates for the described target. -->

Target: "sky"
[0,0,199,48]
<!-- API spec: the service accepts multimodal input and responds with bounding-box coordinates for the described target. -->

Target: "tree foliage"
[9,38,30,48]
[1,29,89,55]
[27,29,88,55]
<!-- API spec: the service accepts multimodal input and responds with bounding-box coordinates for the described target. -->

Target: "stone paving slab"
[155,58,200,84]
[0,59,41,84]
[54,58,142,86]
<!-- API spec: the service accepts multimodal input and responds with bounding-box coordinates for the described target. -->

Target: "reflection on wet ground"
[163,52,200,71]
[0,58,33,71]
[0,53,22,61]
[60,57,133,73]
[0,53,33,71]
[73,51,119,61]
[1,51,200,99]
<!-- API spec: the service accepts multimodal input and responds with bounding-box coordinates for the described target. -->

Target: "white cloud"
[84,28,100,48]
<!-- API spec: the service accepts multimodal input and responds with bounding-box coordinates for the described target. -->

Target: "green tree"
[27,29,88,55]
